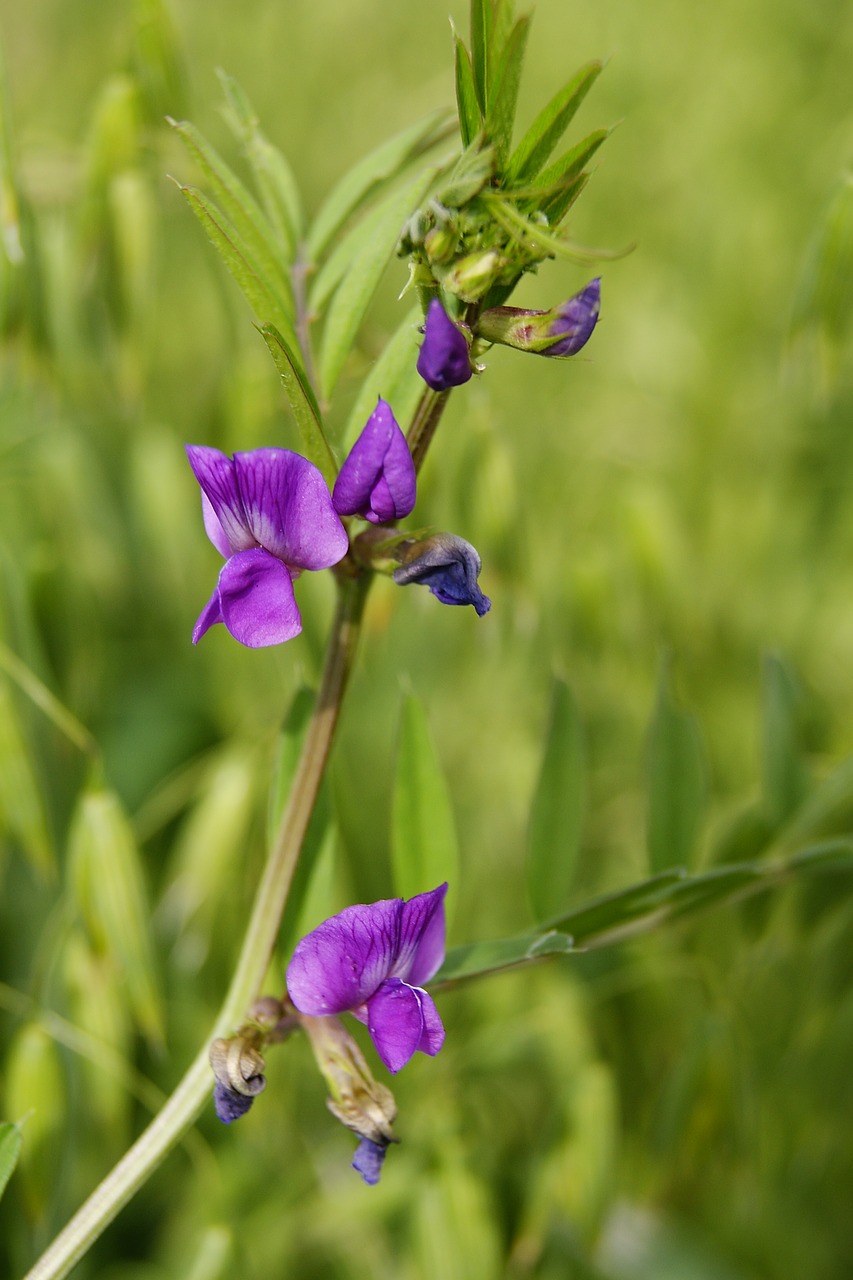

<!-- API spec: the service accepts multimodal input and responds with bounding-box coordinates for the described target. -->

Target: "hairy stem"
[24,572,370,1280]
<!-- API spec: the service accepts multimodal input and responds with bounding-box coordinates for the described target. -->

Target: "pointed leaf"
[0,1122,23,1204]
[177,183,300,354]
[507,60,603,183]
[307,111,450,261]
[391,695,459,917]
[646,660,705,873]
[69,787,164,1046]
[453,29,481,148]
[762,652,809,826]
[485,15,530,165]
[259,323,336,485]
[169,117,294,313]
[317,168,434,400]
[470,0,490,113]
[528,128,610,208]
[342,303,423,448]
[527,679,586,921]
[217,70,303,256]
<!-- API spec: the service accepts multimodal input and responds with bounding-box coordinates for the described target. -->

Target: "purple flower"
[332,399,416,524]
[477,277,601,357]
[352,1136,390,1186]
[417,298,472,391]
[186,445,348,648]
[286,884,448,1074]
[213,1081,256,1124]
[393,533,491,616]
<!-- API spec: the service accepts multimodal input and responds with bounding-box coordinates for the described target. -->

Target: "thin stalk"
[406,387,451,475]
[24,572,370,1280]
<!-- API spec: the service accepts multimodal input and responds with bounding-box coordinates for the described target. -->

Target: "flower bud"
[417,299,472,391]
[393,532,491,616]
[442,248,503,302]
[333,398,416,523]
[478,277,600,357]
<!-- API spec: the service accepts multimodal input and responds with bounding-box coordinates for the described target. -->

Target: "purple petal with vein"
[216,548,302,648]
[333,399,416,523]
[234,449,348,569]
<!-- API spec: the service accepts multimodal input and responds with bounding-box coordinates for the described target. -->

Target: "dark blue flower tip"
[352,1136,390,1186]
[213,1081,257,1124]
[548,277,601,356]
[393,533,491,616]
[417,299,473,391]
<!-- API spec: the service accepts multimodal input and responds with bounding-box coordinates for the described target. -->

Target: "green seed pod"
[4,1024,65,1224]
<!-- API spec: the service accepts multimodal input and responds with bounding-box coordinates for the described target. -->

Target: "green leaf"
[507,60,604,184]
[0,1122,22,1204]
[177,183,300,355]
[317,168,434,401]
[307,111,450,261]
[453,29,481,149]
[646,658,705,874]
[762,652,809,826]
[391,695,459,915]
[169,117,294,314]
[527,679,586,921]
[69,787,164,1047]
[469,0,490,113]
[0,679,54,881]
[259,323,336,485]
[485,15,530,165]
[530,128,610,209]
[342,303,424,447]
[778,752,853,849]
[217,70,303,257]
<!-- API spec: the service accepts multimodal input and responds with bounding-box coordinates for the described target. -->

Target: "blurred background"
[1,0,853,1276]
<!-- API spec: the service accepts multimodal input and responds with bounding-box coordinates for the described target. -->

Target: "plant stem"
[406,387,450,475]
[24,572,370,1280]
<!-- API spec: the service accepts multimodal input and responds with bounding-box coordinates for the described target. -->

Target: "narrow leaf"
[530,129,610,209]
[169,117,294,313]
[317,168,434,401]
[453,30,481,148]
[527,679,586,920]
[217,70,303,256]
[392,695,459,917]
[485,15,530,165]
[307,111,450,261]
[177,183,300,354]
[470,0,490,113]
[342,304,423,449]
[762,652,809,826]
[0,679,54,881]
[259,323,336,485]
[507,60,603,183]
[69,787,164,1046]
[0,1122,23,1204]
[646,659,705,873]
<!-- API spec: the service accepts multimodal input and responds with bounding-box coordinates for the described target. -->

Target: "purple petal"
[395,883,447,985]
[200,491,233,558]
[216,548,302,648]
[548,278,600,357]
[352,1137,389,1186]
[332,399,416,523]
[417,299,472,391]
[186,445,254,554]
[365,978,435,1073]
[213,1082,255,1124]
[234,449,348,570]
[192,586,223,644]
[415,988,445,1057]
[287,898,404,1016]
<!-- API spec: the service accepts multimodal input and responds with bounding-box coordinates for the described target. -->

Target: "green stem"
[24,572,370,1280]
[406,387,450,476]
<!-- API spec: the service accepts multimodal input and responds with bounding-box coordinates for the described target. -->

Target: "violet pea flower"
[417,298,472,391]
[186,445,348,648]
[287,884,448,1074]
[477,277,601,358]
[332,398,416,524]
[393,533,491,616]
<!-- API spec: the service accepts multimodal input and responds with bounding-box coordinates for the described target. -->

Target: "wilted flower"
[352,1137,389,1186]
[213,1081,255,1124]
[417,298,472,391]
[478,277,601,357]
[209,1034,267,1124]
[332,398,416,524]
[393,533,491,616]
[186,445,348,648]
[287,884,448,1074]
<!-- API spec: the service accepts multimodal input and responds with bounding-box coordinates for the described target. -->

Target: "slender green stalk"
[406,387,450,475]
[24,572,370,1280]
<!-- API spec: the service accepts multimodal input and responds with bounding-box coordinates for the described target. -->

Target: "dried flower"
[393,533,491,616]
